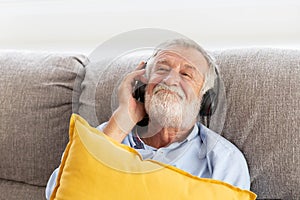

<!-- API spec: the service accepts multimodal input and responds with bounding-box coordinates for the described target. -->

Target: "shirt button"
[157,149,164,154]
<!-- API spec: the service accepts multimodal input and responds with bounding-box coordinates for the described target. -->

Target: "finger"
[135,61,146,70]
[133,70,148,86]
[136,73,148,84]
[125,68,146,82]
[121,69,146,90]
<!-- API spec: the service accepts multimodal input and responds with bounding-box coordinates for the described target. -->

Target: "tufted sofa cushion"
[213,48,300,199]
[0,51,88,199]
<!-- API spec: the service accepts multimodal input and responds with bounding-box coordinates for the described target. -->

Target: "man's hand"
[103,62,148,142]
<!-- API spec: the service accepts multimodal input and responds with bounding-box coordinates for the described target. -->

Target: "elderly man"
[46,38,250,199]
[101,38,250,187]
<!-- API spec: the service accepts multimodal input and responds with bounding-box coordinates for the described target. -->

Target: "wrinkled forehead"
[153,46,209,73]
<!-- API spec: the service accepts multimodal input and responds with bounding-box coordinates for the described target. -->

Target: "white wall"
[1,0,300,54]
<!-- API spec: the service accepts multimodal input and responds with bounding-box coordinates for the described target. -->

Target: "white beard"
[145,84,201,130]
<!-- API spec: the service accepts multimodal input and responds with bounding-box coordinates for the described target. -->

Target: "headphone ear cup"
[133,83,149,127]
[200,89,217,116]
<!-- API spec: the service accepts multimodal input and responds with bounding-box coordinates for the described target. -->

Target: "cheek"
[182,82,202,101]
[195,85,203,97]
[146,76,164,95]
[193,79,205,96]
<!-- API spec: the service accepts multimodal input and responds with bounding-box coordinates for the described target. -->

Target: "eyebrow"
[156,56,206,75]
[183,64,198,71]
[156,59,171,66]
[157,59,196,70]
[156,59,202,74]
[183,64,206,78]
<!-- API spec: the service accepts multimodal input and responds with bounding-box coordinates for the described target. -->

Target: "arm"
[45,167,59,200]
[211,149,251,190]
[45,63,148,199]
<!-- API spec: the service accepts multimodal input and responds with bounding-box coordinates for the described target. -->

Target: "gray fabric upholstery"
[0,51,87,199]
[0,48,299,200]
[0,179,45,200]
[213,48,300,199]
[79,48,299,200]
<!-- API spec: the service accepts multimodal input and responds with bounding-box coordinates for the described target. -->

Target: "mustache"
[152,84,185,99]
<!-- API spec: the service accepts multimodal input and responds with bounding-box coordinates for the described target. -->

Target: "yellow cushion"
[50,114,256,200]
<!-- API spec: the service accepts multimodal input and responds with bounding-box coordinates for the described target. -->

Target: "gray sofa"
[0,48,299,200]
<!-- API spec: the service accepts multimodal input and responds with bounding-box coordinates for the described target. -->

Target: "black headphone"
[199,65,220,117]
[133,62,220,127]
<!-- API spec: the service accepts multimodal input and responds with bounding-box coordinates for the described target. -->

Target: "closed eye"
[180,70,193,79]
[182,72,191,77]
[157,65,170,72]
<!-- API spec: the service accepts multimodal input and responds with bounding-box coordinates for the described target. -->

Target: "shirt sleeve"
[45,150,66,199]
[96,122,108,131]
[45,167,59,200]
[211,148,251,190]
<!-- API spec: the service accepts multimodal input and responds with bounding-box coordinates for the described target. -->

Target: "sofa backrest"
[213,49,300,199]
[78,48,300,200]
[216,49,300,199]
[0,51,87,187]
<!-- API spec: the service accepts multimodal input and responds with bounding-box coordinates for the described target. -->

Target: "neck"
[140,122,195,148]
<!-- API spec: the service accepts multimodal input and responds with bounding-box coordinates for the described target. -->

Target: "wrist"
[103,107,135,143]
[113,107,136,132]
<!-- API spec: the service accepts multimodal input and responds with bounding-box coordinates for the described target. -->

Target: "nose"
[163,69,180,86]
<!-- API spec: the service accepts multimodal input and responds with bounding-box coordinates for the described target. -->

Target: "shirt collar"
[129,124,199,150]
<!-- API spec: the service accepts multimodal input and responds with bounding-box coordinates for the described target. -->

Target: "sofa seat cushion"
[0,179,45,200]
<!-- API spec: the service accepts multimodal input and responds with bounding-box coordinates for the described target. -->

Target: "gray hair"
[146,38,218,95]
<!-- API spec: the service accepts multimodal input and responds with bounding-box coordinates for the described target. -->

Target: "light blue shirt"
[45,122,250,199]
